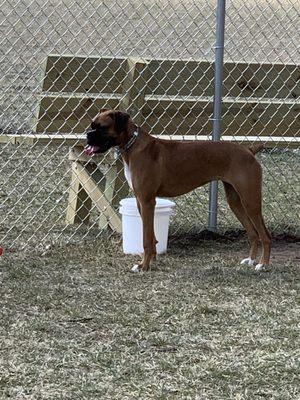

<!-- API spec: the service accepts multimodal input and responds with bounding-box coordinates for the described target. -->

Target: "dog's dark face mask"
[85,110,130,155]
[85,123,116,154]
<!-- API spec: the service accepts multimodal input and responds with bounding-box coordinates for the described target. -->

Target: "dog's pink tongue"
[84,145,100,156]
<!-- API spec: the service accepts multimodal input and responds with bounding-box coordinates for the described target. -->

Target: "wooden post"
[121,57,149,124]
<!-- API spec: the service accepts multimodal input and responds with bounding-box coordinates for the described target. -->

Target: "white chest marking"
[124,162,133,190]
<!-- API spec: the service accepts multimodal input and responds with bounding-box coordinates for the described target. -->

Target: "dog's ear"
[100,108,109,113]
[111,111,130,134]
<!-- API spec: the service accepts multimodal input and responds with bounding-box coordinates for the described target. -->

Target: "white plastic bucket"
[119,197,175,255]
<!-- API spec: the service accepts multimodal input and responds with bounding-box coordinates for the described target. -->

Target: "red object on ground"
[0,247,4,256]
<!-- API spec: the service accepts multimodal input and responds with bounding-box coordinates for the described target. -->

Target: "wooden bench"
[36,54,300,141]
[2,55,299,231]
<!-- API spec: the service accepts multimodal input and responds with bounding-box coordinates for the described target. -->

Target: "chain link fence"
[0,0,299,252]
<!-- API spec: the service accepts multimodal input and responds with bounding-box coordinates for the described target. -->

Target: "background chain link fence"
[0,0,299,252]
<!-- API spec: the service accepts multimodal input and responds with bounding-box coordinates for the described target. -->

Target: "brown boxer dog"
[85,109,271,273]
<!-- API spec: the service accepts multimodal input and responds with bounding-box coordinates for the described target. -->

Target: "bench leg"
[98,159,130,229]
[75,162,122,233]
[98,165,116,230]
[66,161,92,225]
[66,154,129,232]
[112,158,130,207]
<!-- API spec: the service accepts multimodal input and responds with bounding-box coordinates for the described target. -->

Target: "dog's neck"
[117,128,139,154]
[119,125,154,165]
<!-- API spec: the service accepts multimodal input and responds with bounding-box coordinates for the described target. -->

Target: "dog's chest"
[124,162,133,190]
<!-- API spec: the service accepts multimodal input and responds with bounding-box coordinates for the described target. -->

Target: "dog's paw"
[255,263,271,272]
[131,264,141,273]
[240,257,256,266]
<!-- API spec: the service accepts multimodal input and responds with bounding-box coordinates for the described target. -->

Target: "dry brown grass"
[1,235,299,399]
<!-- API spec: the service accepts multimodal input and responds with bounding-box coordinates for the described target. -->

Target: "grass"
[1,236,299,399]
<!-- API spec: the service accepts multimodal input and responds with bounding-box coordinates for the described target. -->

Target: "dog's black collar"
[116,130,139,156]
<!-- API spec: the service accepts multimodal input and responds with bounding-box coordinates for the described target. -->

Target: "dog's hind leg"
[223,182,259,266]
[231,170,271,271]
[240,199,271,271]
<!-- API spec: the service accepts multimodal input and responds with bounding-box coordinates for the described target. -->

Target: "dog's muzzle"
[85,129,117,155]
[85,129,100,155]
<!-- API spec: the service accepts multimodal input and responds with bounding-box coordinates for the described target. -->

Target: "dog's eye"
[91,122,97,130]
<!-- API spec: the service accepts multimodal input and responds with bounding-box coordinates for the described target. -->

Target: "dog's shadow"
[164,229,299,282]
[168,228,247,256]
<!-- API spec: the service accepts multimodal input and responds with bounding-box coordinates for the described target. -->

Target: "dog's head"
[85,109,130,155]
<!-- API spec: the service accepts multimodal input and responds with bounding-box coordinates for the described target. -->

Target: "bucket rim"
[120,197,175,208]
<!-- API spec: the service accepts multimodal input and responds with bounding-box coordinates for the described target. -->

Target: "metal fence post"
[208,0,226,232]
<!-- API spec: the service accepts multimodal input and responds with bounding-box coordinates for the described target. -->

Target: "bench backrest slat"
[43,55,128,94]
[43,55,300,100]
[36,54,300,139]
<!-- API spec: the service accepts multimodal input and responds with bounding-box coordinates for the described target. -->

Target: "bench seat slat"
[2,134,299,148]
[35,94,300,137]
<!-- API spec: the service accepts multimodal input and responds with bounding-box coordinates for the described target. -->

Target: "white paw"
[255,263,265,272]
[241,257,256,266]
[131,264,141,273]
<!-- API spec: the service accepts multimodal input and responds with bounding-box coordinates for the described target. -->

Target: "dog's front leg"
[137,197,157,272]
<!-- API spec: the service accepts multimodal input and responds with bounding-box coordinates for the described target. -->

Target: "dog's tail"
[248,143,264,155]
